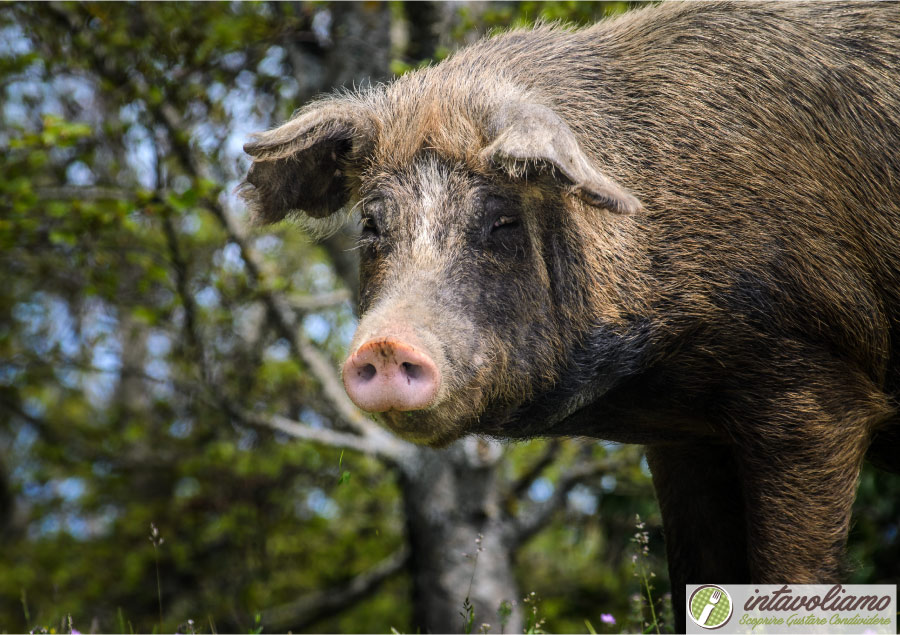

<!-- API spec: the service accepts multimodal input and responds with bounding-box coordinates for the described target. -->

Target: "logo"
[686,584,896,633]
[689,584,734,629]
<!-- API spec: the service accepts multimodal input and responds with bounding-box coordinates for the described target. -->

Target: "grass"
[18,517,671,634]
[631,514,670,634]
[461,534,484,634]
[149,523,165,634]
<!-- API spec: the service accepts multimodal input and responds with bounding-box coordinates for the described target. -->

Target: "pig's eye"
[490,215,520,233]
[360,197,385,237]
[360,216,380,236]
[483,194,520,236]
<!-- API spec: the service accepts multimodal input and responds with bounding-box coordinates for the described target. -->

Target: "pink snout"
[342,338,441,413]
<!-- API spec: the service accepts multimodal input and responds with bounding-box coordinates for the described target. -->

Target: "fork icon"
[697,589,722,625]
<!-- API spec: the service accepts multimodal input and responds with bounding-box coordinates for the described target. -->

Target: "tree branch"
[57,0,415,465]
[0,398,57,443]
[161,210,209,382]
[505,440,562,506]
[35,186,138,201]
[261,546,410,632]
[237,409,405,463]
[134,51,404,456]
[202,201,408,457]
[290,289,351,312]
[508,455,626,547]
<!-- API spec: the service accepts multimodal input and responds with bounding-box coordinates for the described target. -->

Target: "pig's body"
[243,2,900,630]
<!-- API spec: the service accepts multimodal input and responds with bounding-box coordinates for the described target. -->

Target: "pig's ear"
[481,102,642,214]
[240,101,371,225]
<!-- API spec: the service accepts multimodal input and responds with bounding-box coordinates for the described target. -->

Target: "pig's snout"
[342,338,441,413]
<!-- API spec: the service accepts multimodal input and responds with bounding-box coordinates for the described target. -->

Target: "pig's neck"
[506,315,663,439]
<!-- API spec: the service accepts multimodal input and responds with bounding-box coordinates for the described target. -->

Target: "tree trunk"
[399,440,523,634]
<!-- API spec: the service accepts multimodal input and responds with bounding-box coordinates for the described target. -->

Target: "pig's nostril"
[358,363,377,381]
[401,361,422,380]
[342,337,441,413]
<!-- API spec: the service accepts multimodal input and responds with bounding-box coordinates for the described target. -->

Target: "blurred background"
[1,2,897,633]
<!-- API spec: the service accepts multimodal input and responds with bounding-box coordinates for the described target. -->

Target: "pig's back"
[595,1,900,385]
[430,3,900,384]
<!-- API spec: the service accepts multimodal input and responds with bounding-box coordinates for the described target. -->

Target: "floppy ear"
[241,101,371,224]
[481,102,641,214]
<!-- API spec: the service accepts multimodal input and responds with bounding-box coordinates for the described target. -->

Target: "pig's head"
[241,80,644,447]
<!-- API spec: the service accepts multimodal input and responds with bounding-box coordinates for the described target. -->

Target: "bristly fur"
[241,3,900,632]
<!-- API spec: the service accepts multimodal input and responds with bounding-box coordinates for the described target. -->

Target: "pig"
[241,2,900,630]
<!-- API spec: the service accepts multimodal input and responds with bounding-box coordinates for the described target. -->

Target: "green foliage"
[507,444,662,634]
[497,600,513,632]
[523,592,547,634]
[1,3,404,632]
[848,464,900,584]
[337,449,352,486]
[461,595,476,635]
[630,515,667,634]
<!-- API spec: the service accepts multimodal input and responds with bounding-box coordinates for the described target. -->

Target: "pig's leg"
[646,443,750,634]
[731,379,886,585]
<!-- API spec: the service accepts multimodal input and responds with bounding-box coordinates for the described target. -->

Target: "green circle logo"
[689,585,733,629]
